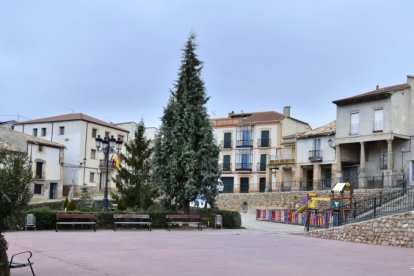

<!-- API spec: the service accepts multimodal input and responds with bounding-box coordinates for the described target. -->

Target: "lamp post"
[95,135,123,211]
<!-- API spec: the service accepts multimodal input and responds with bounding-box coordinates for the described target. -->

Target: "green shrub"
[63,198,69,209]
[26,208,57,230]
[67,200,77,211]
[20,208,240,230]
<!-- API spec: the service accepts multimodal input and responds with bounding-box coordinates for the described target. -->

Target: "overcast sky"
[1,1,414,129]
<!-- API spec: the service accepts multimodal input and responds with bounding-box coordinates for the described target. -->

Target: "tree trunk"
[183,202,190,214]
[0,234,10,276]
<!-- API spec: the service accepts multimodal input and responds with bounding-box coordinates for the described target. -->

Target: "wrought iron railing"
[343,177,411,225]
[221,162,232,171]
[308,150,322,162]
[257,139,271,148]
[221,140,233,149]
[256,162,267,171]
[236,139,253,148]
[235,162,252,171]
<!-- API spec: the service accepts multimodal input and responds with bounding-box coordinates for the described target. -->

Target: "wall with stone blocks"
[216,190,382,212]
[305,211,414,248]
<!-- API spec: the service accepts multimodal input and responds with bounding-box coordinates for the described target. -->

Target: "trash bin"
[25,214,36,231]
[215,214,222,229]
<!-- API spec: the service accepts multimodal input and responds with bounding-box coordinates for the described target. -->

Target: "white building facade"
[212,108,311,193]
[0,127,64,202]
[14,113,129,196]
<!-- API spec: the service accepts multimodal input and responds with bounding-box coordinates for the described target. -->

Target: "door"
[260,130,269,147]
[49,182,57,199]
[259,177,266,193]
[224,132,232,148]
[223,155,231,171]
[240,177,249,193]
[221,177,234,193]
[242,154,250,170]
[242,130,251,147]
[343,166,359,187]
[260,154,267,171]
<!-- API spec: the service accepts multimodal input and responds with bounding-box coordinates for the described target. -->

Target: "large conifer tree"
[153,34,220,213]
[114,120,154,209]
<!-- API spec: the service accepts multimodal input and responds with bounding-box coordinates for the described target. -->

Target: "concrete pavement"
[5,213,414,276]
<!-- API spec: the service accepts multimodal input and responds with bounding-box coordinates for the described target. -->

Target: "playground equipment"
[295,182,354,231]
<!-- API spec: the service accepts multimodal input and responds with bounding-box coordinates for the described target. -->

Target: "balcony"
[308,150,322,162]
[221,162,232,172]
[99,160,115,171]
[257,139,271,148]
[269,149,296,165]
[235,162,252,171]
[236,139,253,148]
[256,162,267,171]
[220,140,233,149]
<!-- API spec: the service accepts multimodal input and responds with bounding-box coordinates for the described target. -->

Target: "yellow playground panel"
[295,182,353,214]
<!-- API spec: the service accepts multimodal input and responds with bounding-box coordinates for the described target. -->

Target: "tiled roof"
[333,83,410,106]
[15,113,128,132]
[0,127,65,148]
[238,111,286,124]
[297,120,336,139]
[0,139,20,151]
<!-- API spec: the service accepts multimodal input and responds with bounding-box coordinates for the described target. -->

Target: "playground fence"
[256,208,340,229]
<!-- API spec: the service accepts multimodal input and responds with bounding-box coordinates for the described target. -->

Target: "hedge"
[18,208,241,230]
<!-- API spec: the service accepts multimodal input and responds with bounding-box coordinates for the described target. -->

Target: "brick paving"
[5,214,414,276]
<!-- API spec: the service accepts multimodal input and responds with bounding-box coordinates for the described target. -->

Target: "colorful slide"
[295,204,308,214]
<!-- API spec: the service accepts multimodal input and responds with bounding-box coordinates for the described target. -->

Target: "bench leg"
[29,262,36,276]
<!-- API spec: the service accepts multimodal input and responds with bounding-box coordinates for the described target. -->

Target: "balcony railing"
[99,160,115,170]
[308,150,322,162]
[257,139,271,148]
[256,162,267,171]
[236,139,253,148]
[235,162,252,171]
[269,149,296,165]
[221,162,232,172]
[221,140,233,149]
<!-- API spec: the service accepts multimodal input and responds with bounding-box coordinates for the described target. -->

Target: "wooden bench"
[9,251,35,276]
[166,214,203,231]
[113,214,152,231]
[55,213,97,232]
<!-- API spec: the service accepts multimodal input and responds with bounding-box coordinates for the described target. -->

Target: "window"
[92,128,98,138]
[260,130,270,147]
[36,162,43,179]
[38,145,43,152]
[236,126,253,147]
[41,128,46,136]
[89,172,95,182]
[91,149,97,159]
[374,109,384,132]
[236,149,252,170]
[381,154,388,170]
[33,128,38,137]
[223,132,232,148]
[105,131,110,138]
[34,184,42,194]
[223,155,231,171]
[259,154,267,171]
[59,126,65,135]
[350,113,359,135]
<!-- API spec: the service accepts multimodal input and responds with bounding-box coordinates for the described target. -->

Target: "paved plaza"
[5,213,414,276]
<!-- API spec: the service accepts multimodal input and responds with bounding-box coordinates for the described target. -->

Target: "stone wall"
[305,211,414,248]
[216,190,382,212]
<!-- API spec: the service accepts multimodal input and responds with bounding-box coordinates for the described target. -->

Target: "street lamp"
[95,134,123,211]
[327,138,337,151]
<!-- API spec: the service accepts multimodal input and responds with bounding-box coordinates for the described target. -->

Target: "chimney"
[283,106,291,117]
